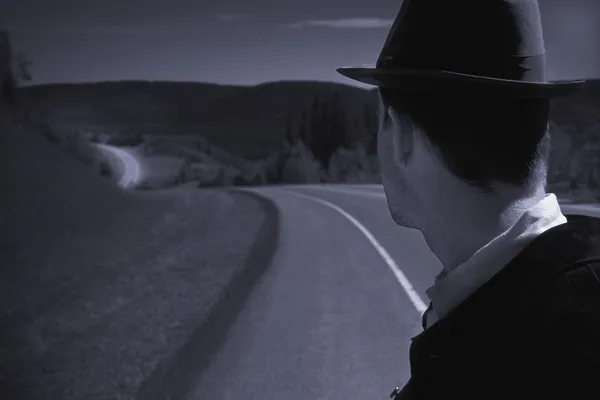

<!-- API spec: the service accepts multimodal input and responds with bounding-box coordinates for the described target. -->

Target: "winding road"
[95,144,143,188]
[100,145,600,399]
[186,184,438,400]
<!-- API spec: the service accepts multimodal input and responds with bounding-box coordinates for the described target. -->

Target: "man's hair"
[378,89,552,192]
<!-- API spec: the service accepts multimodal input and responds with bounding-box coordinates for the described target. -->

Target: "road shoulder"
[0,187,280,400]
[136,188,280,400]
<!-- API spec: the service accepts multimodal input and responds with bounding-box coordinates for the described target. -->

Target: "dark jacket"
[392,214,600,399]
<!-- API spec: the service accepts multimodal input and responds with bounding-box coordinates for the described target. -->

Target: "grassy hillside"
[0,107,279,400]
[18,79,600,196]
[19,78,599,156]
[20,80,377,160]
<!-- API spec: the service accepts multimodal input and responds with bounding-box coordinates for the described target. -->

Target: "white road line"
[322,184,384,192]
[280,188,428,314]
[303,185,386,199]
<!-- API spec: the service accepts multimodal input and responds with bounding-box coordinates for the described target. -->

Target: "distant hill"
[19,80,378,159]
[18,78,599,160]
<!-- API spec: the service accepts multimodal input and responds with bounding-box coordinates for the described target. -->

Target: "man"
[337,0,600,398]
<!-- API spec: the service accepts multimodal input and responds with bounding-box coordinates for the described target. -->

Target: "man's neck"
[421,181,547,274]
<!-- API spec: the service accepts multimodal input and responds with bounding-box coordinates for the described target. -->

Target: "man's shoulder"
[435,214,600,343]
[504,257,600,395]
[404,216,600,398]
[502,214,600,326]
[499,215,600,372]
[522,213,600,260]
[499,214,600,291]
[450,215,600,313]
[510,256,600,337]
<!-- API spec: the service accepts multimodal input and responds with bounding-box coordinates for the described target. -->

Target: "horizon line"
[20,78,375,90]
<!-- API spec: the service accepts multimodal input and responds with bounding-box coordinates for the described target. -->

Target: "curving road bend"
[186,185,439,400]
[100,144,600,399]
[95,143,143,188]
[185,184,600,400]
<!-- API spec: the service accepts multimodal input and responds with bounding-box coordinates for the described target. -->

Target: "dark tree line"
[265,91,380,183]
[283,92,378,163]
[362,102,378,155]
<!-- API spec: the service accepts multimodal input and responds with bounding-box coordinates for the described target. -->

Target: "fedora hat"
[337,0,585,98]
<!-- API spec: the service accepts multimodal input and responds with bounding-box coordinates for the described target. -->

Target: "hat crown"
[377,0,547,82]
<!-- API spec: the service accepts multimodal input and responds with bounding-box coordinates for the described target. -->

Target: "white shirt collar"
[425,193,567,321]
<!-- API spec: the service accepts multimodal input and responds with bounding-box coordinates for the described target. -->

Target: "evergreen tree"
[308,96,321,148]
[353,117,362,142]
[363,103,378,155]
[330,91,348,149]
[309,96,330,168]
[298,107,309,146]
[308,92,349,169]
[284,113,296,145]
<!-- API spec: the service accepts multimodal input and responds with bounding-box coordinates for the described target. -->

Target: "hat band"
[376,53,547,83]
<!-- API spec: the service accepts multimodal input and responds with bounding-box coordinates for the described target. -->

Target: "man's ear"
[388,106,414,166]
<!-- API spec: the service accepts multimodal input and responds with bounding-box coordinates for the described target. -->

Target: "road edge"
[135,188,280,400]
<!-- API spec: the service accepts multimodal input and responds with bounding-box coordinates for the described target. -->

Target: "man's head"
[376,89,552,230]
[336,0,583,268]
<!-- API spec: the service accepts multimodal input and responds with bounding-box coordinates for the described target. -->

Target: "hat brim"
[336,66,585,98]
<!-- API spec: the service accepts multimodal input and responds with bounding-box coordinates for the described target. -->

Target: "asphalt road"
[95,144,142,188]
[185,184,439,400]
[184,184,600,400]
[98,145,600,399]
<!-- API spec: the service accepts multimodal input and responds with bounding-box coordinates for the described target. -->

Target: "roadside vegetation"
[1,31,279,400]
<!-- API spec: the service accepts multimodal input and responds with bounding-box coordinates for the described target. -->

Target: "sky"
[1,0,599,87]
